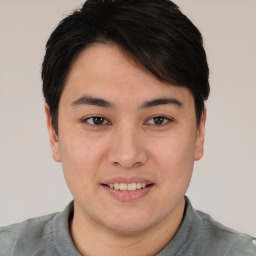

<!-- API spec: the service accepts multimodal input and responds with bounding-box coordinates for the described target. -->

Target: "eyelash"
[82,116,111,126]
[145,116,173,126]
[82,115,173,127]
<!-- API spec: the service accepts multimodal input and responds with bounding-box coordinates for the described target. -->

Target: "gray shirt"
[1,197,256,256]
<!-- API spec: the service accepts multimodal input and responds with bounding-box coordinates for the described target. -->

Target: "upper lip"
[102,176,154,185]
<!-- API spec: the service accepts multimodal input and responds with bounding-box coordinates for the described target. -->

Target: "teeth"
[119,183,128,191]
[141,183,146,188]
[137,183,142,189]
[114,183,119,190]
[108,183,148,191]
[128,183,136,190]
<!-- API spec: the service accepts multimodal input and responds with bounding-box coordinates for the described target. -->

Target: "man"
[0,0,255,255]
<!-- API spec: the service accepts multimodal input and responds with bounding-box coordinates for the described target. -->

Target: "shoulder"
[0,212,58,256]
[194,209,256,256]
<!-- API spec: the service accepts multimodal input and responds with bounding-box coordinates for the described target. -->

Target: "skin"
[45,43,206,256]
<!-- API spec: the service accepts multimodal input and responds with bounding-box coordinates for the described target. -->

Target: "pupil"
[154,117,164,125]
[93,117,104,125]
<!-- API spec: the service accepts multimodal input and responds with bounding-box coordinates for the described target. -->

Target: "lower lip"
[102,185,154,202]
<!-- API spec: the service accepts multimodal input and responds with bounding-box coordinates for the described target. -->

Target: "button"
[252,239,256,245]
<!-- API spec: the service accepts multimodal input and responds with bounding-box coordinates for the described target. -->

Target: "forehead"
[61,43,194,107]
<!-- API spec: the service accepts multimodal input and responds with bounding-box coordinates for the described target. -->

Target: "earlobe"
[194,108,206,161]
[44,104,61,162]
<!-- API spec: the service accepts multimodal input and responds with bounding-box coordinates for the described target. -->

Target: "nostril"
[107,141,148,169]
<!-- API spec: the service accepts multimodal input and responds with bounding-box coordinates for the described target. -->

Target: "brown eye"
[153,116,165,125]
[146,116,172,126]
[84,116,109,126]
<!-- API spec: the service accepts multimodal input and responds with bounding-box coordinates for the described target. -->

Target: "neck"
[70,198,185,256]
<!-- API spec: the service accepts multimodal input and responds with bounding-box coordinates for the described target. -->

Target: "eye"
[145,116,172,126]
[83,116,110,126]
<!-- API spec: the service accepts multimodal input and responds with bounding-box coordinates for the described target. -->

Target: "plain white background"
[0,0,255,237]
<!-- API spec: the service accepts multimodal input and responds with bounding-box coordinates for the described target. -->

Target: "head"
[42,0,209,237]
[42,0,209,134]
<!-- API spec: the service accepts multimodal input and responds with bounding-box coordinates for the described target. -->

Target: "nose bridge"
[107,121,147,169]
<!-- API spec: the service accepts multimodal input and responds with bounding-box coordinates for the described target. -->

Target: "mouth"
[101,182,154,191]
[101,177,155,201]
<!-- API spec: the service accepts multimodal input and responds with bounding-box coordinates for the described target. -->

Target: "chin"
[102,212,158,235]
[107,222,152,235]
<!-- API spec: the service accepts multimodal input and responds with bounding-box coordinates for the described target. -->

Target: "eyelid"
[144,115,173,126]
[80,115,173,127]
[81,115,111,126]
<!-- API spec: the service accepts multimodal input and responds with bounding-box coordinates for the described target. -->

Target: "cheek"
[151,130,196,183]
[59,128,106,166]
[57,133,106,195]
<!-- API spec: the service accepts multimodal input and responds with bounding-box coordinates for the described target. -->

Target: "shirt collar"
[53,197,195,256]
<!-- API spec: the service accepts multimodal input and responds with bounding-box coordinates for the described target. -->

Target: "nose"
[107,124,148,169]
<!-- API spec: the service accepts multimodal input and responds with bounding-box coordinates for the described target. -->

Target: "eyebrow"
[71,95,113,108]
[71,95,183,109]
[141,97,183,109]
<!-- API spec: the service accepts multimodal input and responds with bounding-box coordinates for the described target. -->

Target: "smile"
[101,177,155,201]
[104,183,152,191]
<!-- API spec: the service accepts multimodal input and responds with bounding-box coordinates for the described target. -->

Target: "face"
[46,43,205,234]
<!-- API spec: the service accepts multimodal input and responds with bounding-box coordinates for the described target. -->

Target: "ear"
[194,108,206,161]
[45,104,61,162]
